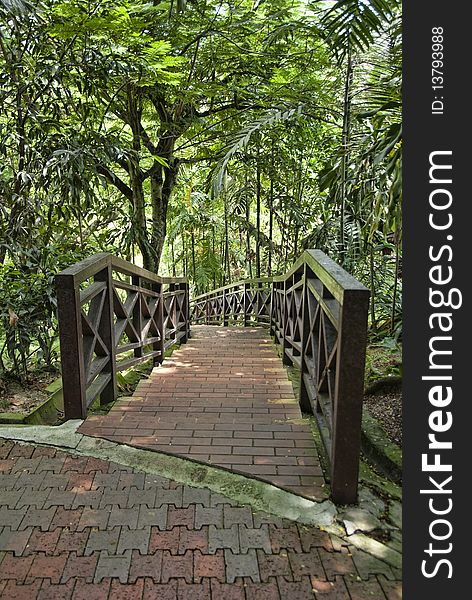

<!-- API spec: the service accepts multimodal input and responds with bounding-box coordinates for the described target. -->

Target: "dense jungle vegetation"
[0,0,401,382]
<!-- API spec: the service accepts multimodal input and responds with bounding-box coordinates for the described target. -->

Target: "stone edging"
[361,408,402,483]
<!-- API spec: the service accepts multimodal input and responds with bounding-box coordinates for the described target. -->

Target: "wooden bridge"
[55,250,369,504]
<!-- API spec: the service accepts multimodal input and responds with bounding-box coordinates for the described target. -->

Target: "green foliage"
[48,0,183,86]
[0,0,402,380]
[211,106,304,196]
[0,243,87,378]
[365,340,402,387]
[320,0,401,61]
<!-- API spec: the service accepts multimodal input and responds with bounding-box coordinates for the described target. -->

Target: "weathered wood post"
[169,282,178,346]
[256,281,263,325]
[281,278,292,366]
[132,275,143,360]
[243,282,249,326]
[55,254,117,418]
[269,281,275,337]
[331,286,370,504]
[223,288,228,326]
[56,273,87,419]
[94,262,117,406]
[205,293,211,325]
[180,281,190,343]
[299,264,312,414]
[156,282,166,364]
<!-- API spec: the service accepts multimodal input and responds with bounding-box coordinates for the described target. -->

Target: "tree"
[47,0,313,271]
[0,0,403,379]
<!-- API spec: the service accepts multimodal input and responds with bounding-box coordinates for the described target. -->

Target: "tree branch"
[113,156,132,175]
[195,102,265,118]
[149,92,170,124]
[96,165,133,201]
[139,124,158,156]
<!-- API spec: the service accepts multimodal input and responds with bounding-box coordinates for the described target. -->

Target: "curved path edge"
[0,422,402,570]
[0,421,337,531]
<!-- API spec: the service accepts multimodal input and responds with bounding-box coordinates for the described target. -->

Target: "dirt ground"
[0,373,55,414]
[364,382,402,447]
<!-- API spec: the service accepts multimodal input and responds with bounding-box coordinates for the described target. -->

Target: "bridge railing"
[190,249,370,504]
[191,278,273,326]
[55,253,189,420]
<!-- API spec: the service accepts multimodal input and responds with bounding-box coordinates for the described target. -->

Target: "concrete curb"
[0,377,63,425]
[0,423,403,569]
[361,408,402,483]
[0,421,337,529]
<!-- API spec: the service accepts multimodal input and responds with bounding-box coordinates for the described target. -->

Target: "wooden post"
[330,287,370,504]
[156,282,165,364]
[243,283,249,326]
[205,294,210,325]
[94,263,117,406]
[223,289,229,326]
[151,282,162,364]
[281,279,292,365]
[132,275,143,360]
[55,273,87,419]
[186,282,192,338]
[299,265,312,413]
[169,283,177,346]
[256,282,262,325]
[269,281,275,336]
[180,282,189,343]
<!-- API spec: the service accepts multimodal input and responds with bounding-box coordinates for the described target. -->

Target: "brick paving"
[79,326,326,500]
[0,440,402,599]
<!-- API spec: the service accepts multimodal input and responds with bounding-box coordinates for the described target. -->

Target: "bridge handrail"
[55,253,189,420]
[191,277,273,302]
[189,249,370,504]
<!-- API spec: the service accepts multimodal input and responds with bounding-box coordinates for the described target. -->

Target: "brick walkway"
[0,440,401,599]
[79,326,326,500]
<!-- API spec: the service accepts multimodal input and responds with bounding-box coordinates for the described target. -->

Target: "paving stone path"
[0,440,401,599]
[79,326,326,500]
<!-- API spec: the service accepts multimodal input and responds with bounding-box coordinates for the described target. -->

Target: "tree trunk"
[268,141,275,277]
[223,190,230,285]
[171,241,176,277]
[191,231,196,278]
[339,46,353,265]
[246,199,253,278]
[131,175,154,271]
[182,233,187,278]
[125,87,180,273]
[212,227,216,289]
[145,155,180,272]
[255,150,261,278]
[219,239,224,287]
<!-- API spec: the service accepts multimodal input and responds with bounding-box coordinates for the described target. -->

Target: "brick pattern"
[79,326,326,500]
[0,441,401,599]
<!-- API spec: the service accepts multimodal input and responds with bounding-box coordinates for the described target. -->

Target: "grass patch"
[365,339,402,388]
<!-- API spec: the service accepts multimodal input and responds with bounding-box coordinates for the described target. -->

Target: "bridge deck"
[79,326,326,500]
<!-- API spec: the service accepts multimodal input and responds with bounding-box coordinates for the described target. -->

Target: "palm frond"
[211,105,303,196]
[0,0,33,14]
[321,0,401,62]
